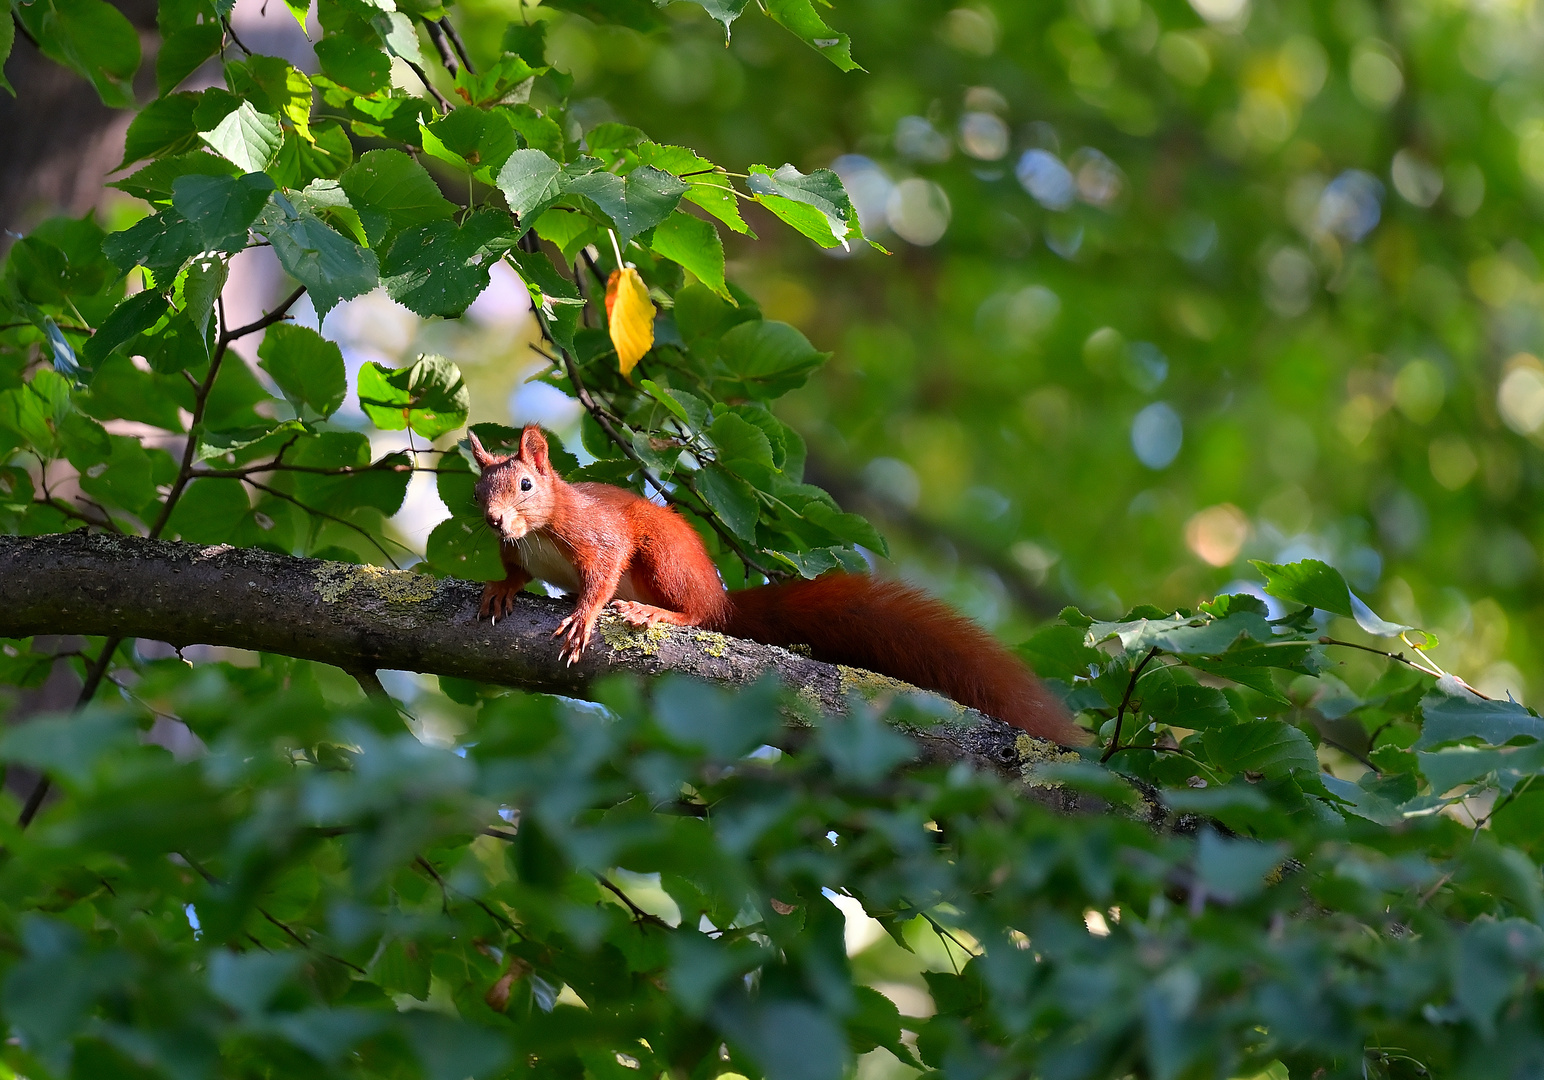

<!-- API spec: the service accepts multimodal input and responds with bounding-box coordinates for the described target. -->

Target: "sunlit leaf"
[606,266,656,377]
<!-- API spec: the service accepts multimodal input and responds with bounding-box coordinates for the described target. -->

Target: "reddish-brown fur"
[471,426,1085,745]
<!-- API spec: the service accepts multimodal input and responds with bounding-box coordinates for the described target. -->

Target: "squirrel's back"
[721,574,1085,745]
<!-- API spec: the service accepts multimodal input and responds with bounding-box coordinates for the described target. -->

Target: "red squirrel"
[469,425,1085,745]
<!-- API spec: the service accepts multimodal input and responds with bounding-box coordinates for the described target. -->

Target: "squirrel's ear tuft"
[519,425,551,473]
[467,430,503,470]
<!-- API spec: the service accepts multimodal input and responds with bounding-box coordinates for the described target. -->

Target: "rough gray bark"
[0,532,1092,794]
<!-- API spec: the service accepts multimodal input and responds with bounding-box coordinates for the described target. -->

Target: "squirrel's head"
[470,425,555,541]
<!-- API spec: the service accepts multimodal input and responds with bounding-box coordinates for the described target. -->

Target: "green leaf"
[102,206,205,278]
[0,12,14,96]
[708,412,776,486]
[258,323,346,419]
[402,1013,510,1080]
[765,0,859,71]
[1250,558,1354,617]
[110,152,240,203]
[171,172,277,253]
[156,21,223,94]
[257,194,380,319]
[846,984,915,1063]
[637,143,751,235]
[315,32,393,94]
[651,211,726,297]
[1418,742,1544,796]
[425,514,503,580]
[119,93,204,167]
[453,53,541,109]
[533,208,599,264]
[1018,622,1105,682]
[800,502,889,557]
[290,179,368,245]
[200,102,283,174]
[654,677,780,759]
[1202,720,1319,779]
[339,149,456,249]
[717,319,829,398]
[78,433,159,514]
[565,163,689,244]
[420,106,518,183]
[227,55,314,139]
[358,354,469,440]
[0,370,72,457]
[1415,692,1544,750]
[380,209,516,318]
[1319,773,1404,826]
[269,121,355,188]
[164,477,253,543]
[537,0,665,32]
[501,20,546,65]
[0,710,136,785]
[496,147,566,224]
[373,10,424,68]
[748,164,861,249]
[695,465,759,540]
[175,253,228,335]
[82,291,172,372]
[675,0,751,34]
[1195,828,1286,901]
[715,998,848,1080]
[290,432,410,515]
[504,103,565,159]
[507,248,583,351]
[16,0,141,107]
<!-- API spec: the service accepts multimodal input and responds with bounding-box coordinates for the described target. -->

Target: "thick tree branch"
[0,532,1086,794]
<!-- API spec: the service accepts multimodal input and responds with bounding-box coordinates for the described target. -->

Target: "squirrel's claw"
[480,580,522,621]
[553,613,594,665]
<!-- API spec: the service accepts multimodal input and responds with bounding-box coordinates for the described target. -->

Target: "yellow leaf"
[605,267,655,377]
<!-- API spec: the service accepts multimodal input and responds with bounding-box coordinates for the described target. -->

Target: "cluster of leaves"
[8,555,1544,1079]
[0,0,880,581]
[12,3,1544,1080]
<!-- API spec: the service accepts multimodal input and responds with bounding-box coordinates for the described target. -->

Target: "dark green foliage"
[5,0,1544,1078]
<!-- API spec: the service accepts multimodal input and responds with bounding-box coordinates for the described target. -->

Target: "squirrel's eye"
[520,478,533,492]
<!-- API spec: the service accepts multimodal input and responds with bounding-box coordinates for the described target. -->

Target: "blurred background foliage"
[420,0,1544,704]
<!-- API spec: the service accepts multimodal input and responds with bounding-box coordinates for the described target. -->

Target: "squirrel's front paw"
[553,613,594,665]
[480,580,523,621]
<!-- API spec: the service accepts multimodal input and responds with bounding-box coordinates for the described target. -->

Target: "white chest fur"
[512,533,647,602]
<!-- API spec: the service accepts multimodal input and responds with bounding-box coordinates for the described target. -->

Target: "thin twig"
[239,478,405,568]
[423,18,459,76]
[149,286,306,540]
[594,872,672,929]
[183,851,368,972]
[406,59,453,113]
[19,637,122,827]
[1100,647,1161,765]
[416,855,451,914]
[222,16,253,54]
[440,18,475,74]
[1319,636,1487,697]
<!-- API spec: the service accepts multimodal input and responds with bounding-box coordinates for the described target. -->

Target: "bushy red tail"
[721,574,1086,745]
